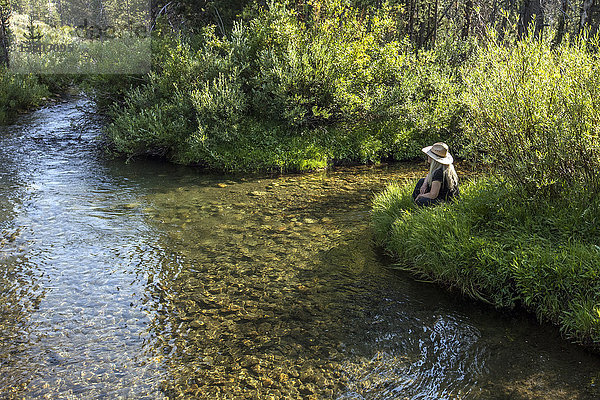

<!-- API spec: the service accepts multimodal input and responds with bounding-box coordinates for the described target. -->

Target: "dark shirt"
[431,168,458,201]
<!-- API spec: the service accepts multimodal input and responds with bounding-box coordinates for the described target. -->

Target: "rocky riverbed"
[141,165,422,398]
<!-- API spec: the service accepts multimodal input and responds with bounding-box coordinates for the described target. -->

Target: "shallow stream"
[1,97,599,399]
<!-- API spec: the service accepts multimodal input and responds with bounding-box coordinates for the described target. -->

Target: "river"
[1,96,599,399]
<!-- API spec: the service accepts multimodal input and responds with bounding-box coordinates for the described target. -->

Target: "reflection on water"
[0,98,167,398]
[0,97,599,399]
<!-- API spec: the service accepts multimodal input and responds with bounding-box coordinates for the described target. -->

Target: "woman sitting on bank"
[412,142,459,207]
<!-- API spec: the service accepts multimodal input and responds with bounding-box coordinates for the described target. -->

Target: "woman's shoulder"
[432,167,444,180]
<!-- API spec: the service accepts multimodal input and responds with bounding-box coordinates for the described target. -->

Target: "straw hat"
[422,142,453,165]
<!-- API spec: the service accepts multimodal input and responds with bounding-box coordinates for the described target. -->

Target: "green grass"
[372,178,600,349]
[105,104,442,172]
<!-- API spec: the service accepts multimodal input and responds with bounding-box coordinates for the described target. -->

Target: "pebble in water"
[140,172,402,398]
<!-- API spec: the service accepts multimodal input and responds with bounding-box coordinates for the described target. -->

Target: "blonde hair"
[425,159,459,192]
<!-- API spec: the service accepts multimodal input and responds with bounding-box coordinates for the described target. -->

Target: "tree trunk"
[57,0,63,24]
[0,4,9,68]
[497,0,509,41]
[490,0,499,28]
[462,0,472,38]
[553,0,568,45]
[518,0,543,39]
[407,0,415,45]
[533,0,544,37]
[579,0,596,35]
[432,0,438,46]
[425,2,432,48]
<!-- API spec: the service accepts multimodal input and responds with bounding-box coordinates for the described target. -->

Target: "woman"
[412,142,459,207]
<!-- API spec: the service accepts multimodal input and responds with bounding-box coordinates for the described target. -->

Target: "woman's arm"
[419,175,429,195]
[416,180,441,200]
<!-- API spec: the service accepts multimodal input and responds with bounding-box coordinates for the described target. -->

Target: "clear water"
[1,97,599,399]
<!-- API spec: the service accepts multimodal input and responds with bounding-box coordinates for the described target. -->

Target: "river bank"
[372,178,600,352]
[0,69,48,125]
[0,69,79,125]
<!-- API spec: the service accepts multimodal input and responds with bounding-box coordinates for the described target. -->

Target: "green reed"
[462,31,600,198]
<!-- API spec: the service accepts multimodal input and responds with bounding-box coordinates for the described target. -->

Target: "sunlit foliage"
[106,1,464,171]
[372,178,600,349]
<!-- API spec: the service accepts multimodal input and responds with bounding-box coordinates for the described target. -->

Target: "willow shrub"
[462,33,600,198]
[0,68,49,125]
[372,178,600,348]
[106,1,464,171]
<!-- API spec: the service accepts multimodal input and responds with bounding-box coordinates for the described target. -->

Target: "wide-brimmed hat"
[422,142,453,165]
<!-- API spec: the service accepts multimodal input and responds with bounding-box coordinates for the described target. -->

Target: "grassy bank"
[372,178,600,349]
[370,25,600,351]
[0,68,50,125]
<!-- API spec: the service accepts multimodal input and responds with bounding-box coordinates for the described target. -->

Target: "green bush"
[79,74,148,112]
[0,68,50,125]
[106,89,197,159]
[462,33,600,198]
[372,178,600,348]
[105,1,466,171]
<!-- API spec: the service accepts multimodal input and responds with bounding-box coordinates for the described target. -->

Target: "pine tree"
[24,14,43,54]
